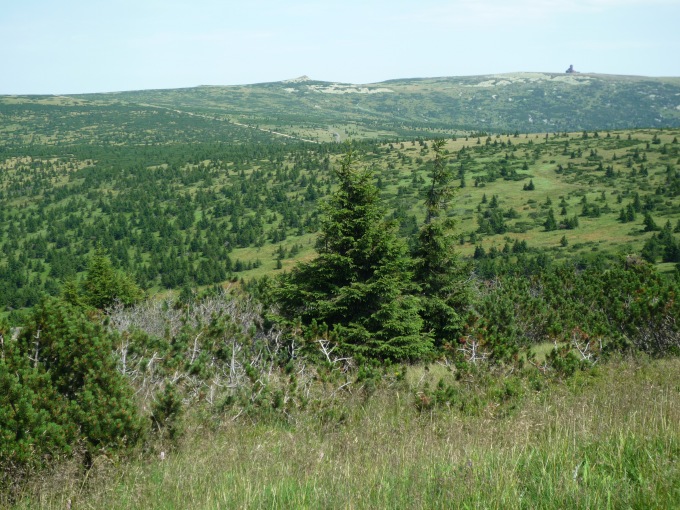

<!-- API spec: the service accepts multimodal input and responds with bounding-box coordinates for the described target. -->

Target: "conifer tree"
[275,150,428,362]
[643,212,659,232]
[64,247,143,310]
[1,299,143,483]
[412,140,472,348]
[18,299,143,452]
[544,208,558,231]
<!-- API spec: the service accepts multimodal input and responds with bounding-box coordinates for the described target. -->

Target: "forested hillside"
[2,76,680,508]
[1,123,679,319]
[3,73,680,148]
[76,73,680,137]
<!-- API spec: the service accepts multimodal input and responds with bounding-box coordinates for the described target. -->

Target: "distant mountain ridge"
[2,72,680,146]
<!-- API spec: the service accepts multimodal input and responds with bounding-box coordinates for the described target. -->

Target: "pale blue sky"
[1,0,679,94]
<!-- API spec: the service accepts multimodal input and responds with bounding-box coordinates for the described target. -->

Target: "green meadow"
[13,358,680,509]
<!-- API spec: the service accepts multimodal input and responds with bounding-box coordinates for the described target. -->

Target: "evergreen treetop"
[413,140,472,348]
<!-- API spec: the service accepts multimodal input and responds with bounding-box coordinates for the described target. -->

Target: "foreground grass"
[15,358,680,509]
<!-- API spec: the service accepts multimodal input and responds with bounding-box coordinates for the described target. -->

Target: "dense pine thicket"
[1,300,143,491]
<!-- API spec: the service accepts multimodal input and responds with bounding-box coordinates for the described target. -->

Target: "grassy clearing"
[16,358,680,509]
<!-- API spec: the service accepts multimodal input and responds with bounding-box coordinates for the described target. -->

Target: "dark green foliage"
[544,208,558,231]
[545,344,583,377]
[563,215,579,230]
[413,140,472,348]
[0,318,71,488]
[0,138,346,312]
[18,299,144,449]
[474,259,680,358]
[151,385,184,442]
[477,208,507,234]
[413,219,471,348]
[641,222,680,263]
[0,299,143,491]
[78,248,144,309]
[643,212,659,232]
[275,150,429,362]
[581,202,603,218]
[619,204,637,223]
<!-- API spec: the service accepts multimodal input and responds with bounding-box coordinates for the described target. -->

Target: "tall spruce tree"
[64,247,143,310]
[413,140,471,348]
[275,150,428,362]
